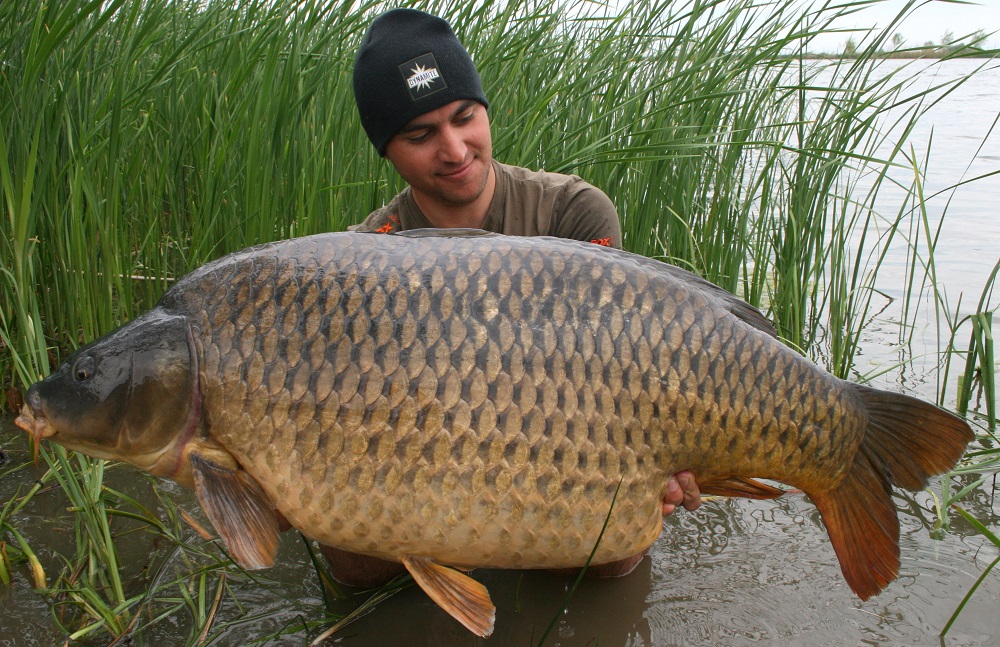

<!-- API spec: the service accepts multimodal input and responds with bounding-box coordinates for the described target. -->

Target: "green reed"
[948,258,1000,431]
[2,0,998,641]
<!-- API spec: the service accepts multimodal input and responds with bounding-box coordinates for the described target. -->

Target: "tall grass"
[1,0,998,641]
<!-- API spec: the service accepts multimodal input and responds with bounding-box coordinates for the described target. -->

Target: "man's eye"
[407,131,431,143]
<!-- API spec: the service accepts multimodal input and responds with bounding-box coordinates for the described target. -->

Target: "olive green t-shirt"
[351,161,622,249]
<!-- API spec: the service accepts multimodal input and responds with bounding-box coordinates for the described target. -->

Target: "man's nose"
[437,125,466,162]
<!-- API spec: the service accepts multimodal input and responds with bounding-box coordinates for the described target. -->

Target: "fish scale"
[178,233,827,566]
[17,230,974,637]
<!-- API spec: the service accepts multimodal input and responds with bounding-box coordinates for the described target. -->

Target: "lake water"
[1,58,998,646]
[845,58,1000,402]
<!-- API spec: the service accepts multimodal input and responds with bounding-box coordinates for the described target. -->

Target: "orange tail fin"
[809,384,973,600]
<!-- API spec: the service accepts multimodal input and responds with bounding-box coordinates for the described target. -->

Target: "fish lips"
[15,370,131,461]
[14,392,55,457]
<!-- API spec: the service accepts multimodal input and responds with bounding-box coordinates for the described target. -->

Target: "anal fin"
[698,476,786,499]
[401,555,495,637]
[190,448,279,570]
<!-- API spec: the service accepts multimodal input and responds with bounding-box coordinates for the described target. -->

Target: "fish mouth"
[14,400,56,459]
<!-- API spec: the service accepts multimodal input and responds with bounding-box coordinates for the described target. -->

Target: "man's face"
[384,99,493,209]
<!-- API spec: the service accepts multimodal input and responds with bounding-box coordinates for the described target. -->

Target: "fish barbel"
[16,230,973,636]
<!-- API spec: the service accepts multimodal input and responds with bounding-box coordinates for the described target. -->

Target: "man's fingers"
[662,471,703,516]
[675,471,702,511]
[661,476,682,516]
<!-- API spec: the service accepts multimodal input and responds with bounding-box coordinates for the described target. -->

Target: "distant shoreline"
[804,46,994,60]
[805,52,994,60]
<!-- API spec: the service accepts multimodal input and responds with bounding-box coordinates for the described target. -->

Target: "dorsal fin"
[610,251,778,338]
[390,229,778,337]
[656,263,777,337]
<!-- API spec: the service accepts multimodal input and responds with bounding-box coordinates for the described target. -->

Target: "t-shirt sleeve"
[552,182,623,249]
[348,202,401,234]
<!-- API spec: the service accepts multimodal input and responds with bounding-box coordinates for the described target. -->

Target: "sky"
[807,0,1000,53]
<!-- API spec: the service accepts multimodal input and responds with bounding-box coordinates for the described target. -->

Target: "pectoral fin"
[401,555,495,637]
[698,476,786,499]
[189,448,279,570]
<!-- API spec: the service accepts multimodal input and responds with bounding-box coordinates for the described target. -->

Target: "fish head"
[15,310,198,476]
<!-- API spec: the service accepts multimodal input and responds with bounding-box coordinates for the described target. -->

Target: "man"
[327,8,700,586]
[351,7,623,248]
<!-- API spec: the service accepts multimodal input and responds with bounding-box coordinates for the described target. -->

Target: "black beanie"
[353,8,489,155]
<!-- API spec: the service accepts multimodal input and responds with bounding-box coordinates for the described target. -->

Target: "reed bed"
[2,0,998,641]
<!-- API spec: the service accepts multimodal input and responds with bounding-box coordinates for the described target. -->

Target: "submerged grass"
[943,505,1000,637]
[1,0,999,641]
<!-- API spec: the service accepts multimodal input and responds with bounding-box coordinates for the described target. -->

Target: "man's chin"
[438,189,484,206]
[439,166,491,205]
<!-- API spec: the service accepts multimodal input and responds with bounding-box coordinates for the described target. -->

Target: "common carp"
[16,230,973,636]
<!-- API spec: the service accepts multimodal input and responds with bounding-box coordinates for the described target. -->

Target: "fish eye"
[73,356,95,382]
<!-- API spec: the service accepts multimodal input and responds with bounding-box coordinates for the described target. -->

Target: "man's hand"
[662,470,701,515]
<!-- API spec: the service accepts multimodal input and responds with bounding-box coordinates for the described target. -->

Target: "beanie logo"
[399,53,447,101]
[408,64,439,91]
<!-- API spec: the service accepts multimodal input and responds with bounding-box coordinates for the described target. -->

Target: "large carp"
[16,230,972,636]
